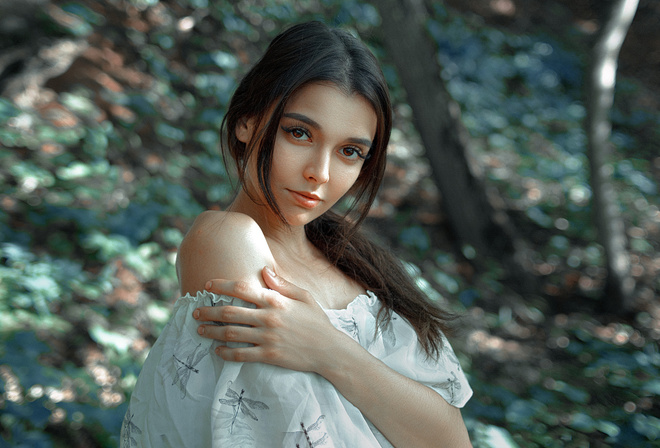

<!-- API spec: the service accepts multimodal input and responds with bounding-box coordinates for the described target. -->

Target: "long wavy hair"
[221,21,454,358]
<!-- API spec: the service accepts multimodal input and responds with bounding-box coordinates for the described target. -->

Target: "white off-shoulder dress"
[121,290,472,447]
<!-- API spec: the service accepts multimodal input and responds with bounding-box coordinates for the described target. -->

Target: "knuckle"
[262,348,279,362]
[220,306,236,321]
[297,287,311,301]
[262,313,281,328]
[233,281,251,295]
[232,349,247,363]
[223,327,239,341]
[261,330,279,345]
[264,314,282,328]
[265,293,283,308]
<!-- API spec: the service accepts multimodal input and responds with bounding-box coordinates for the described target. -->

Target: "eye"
[340,146,368,161]
[282,126,311,142]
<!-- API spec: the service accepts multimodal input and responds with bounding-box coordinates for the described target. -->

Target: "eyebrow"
[283,112,373,149]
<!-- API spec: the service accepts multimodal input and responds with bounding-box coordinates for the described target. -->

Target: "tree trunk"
[370,0,536,290]
[586,0,639,313]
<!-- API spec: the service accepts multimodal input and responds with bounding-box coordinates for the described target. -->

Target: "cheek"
[270,148,301,182]
[334,166,362,196]
[344,166,371,197]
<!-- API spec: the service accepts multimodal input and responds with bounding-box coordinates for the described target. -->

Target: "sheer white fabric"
[121,291,472,447]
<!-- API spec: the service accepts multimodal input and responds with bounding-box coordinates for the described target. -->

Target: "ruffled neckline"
[179,290,234,305]
[321,290,378,314]
[178,290,379,314]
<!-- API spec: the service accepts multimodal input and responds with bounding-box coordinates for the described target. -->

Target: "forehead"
[283,83,377,140]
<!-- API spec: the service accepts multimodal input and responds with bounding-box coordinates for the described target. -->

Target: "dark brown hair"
[221,21,454,358]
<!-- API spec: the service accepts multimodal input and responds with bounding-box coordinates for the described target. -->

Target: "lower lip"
[289,190,321,209]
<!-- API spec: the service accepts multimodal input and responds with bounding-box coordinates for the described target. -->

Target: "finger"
[261,266,314,304]
[204,279,269,308]
[196,323,260,345]
[215,345,279,365]
[193,305,259,326]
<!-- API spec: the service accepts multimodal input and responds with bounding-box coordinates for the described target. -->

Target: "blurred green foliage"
[0,0,658,447]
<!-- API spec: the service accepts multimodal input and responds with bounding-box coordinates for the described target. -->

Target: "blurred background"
[0,0,658,446]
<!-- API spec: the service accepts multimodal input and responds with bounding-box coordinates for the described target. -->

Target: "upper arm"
[176,211,275,296]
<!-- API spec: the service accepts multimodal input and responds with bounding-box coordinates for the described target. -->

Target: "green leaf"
[552,380,590,404]
[568,412,596,432]
[209,50,238,69]
[89,325,133,354]
[432,270,460,294]
[0,98,20,123]
[596,420,620,438]
[470,421,521,448]
[633,414,660,440]
[643,379,660,396]
[155,122,186,142]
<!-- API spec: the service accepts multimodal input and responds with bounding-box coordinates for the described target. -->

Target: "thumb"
[262,266,314,304]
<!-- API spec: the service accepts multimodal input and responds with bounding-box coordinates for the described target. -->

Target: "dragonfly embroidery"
[379,314,397,347]
[337,316,360,344]
[172,342,208,399]
[218,384,269,434]
[292,415,328,447]
[432,370,462,405]
[121,406,142,448]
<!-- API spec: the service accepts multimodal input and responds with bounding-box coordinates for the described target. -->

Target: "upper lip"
[290,190,321,201]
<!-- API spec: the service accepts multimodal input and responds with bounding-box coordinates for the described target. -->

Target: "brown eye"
[340,147,366,161]
[282,126,310,142]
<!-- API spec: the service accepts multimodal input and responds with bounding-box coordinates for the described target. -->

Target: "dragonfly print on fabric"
[218,383,270,436]
[379,313,398,347]
[446,345,463,373]
[336,315,360,344]
[121,406,142,448]
[171,342,208,399]
[288,415,329,448]
[432,370,462,406]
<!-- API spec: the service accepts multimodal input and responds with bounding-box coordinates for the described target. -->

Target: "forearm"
[199,271,473,446]
[318,332,472,448]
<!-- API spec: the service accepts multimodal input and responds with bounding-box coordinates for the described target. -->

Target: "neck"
[227,189,311,254]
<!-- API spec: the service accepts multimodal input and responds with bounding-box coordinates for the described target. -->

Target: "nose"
[303,150,331,184]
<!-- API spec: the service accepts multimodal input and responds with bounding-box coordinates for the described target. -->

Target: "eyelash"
[281,125,369,161]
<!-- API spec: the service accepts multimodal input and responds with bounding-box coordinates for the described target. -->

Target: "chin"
[283,210,325,227]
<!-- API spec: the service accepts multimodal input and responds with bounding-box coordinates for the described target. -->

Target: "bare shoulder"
[177,210,275,295]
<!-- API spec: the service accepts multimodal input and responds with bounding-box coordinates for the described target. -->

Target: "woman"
[121,21,472,447]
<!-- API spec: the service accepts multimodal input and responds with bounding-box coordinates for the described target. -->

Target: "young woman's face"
[239,82,378,227]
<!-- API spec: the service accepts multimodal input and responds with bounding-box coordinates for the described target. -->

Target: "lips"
[288,189,321,209]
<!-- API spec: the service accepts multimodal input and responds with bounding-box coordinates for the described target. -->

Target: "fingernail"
[197,326,205,335]
[264,266,276,277]
[193,309,200,319]
[205,281,212,290]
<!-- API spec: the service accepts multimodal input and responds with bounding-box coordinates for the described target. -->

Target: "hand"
[192,267,344,373]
